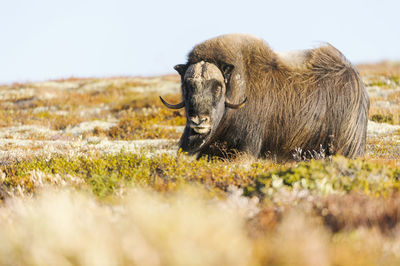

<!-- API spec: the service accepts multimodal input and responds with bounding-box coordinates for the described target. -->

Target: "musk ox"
[160,34,369,161]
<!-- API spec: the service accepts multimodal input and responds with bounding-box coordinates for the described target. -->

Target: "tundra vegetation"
[0,62,400,265]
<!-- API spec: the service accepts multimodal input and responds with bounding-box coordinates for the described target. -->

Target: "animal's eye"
[213,84,222,96]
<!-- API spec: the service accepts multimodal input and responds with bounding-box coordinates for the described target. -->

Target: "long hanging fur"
[184,34,369,160]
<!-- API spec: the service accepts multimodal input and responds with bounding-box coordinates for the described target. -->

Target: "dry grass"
[0,77,183,138]
[0,188,252,266]
[0,63,400,265]
[358,61,400,77]
[105,109,185,140]
[2,188,400,265]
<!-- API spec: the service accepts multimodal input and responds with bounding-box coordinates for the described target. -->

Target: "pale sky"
[0,0,399,84]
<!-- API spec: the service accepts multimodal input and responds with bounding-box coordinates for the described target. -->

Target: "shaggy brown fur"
[181,34,369,160]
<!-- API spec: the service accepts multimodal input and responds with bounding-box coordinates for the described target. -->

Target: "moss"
[1,152,253,198]
[244,157,400,199]
[2,153,400,201]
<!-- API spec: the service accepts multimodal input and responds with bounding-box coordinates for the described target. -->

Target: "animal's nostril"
[199,117,209,123]
[189,116,210,125]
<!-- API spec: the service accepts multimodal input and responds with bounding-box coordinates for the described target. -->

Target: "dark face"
[179,62,227,153]
[160,61,246,154]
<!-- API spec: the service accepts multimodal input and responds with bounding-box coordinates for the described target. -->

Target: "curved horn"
[225,97,247,109]
[159,96,185,109]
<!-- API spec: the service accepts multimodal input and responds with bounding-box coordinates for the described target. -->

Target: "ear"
[174,64,187,76]
[220,63,234,84]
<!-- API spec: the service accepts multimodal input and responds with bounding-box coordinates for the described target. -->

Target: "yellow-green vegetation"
[245,157,400,199]
[2,152,400,199]
[0,152,265,199]
[1,65,400,265]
